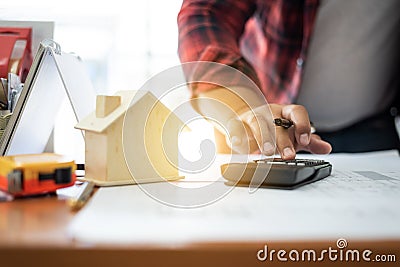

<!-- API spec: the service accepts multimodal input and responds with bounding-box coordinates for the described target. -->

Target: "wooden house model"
[75,90,183,186]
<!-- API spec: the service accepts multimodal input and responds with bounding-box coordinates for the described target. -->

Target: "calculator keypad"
[254,158,327,167]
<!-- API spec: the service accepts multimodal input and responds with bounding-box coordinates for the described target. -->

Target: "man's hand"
[192,86,332,159]
[230,104,332,159]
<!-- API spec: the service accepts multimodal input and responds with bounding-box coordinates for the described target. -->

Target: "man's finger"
[306,135,332,154]
[226,118,257,154]
[281,105,312,146]
[240,107,275,155]
[275,126,296,160]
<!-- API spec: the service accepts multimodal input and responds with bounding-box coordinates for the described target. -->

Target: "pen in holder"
[0,111,12,140]
[0,72,25,140]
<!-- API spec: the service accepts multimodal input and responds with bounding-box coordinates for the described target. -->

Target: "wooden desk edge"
[0,240,399,267]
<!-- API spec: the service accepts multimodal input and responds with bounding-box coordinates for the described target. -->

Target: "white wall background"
[2,0,184,93]
[1,1,214,163]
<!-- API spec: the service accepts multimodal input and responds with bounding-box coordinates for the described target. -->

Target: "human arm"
[178,0,261,93]
[178,0,331,158]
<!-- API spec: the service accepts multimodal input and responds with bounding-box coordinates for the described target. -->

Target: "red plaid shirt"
[178,0,319,104]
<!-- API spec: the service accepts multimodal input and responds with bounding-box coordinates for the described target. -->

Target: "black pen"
[273,118,293,129]
[274,118,316,133]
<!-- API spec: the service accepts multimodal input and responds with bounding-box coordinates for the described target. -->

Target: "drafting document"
[69,150,400,244]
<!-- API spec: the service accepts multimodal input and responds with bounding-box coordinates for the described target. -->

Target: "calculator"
[220,158,332,189]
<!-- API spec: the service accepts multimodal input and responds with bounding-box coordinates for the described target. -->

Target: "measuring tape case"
[0,153,76,196]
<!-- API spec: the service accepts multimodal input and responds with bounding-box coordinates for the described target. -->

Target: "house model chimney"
[96,95,121,118]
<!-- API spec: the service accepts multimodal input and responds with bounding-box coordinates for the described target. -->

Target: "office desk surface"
[0,196,73,246]
[1,150,400,267]
[1,188,400,267]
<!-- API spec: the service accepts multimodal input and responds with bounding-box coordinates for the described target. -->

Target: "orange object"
[0,153,76,197]
[0,27,33,82]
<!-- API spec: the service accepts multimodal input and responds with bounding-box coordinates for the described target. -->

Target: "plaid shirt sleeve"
[177,0,319,104]
[177,0,262,97]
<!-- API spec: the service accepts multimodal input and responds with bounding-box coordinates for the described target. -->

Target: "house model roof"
[75,90,158,133]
